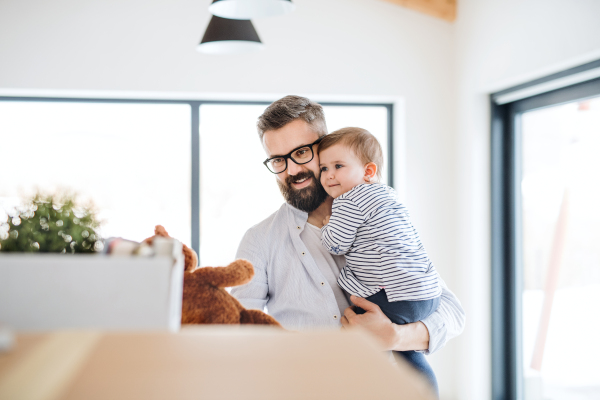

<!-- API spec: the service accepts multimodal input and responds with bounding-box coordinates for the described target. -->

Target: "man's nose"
[287,159,304,175]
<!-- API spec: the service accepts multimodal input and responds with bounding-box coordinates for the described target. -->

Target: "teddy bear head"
[143,225,198,272]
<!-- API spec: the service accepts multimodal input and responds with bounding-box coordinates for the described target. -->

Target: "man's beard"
[277,170,329,213]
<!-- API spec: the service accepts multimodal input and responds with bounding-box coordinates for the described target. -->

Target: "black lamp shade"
[209,0,295,20]
[197,16,264,55]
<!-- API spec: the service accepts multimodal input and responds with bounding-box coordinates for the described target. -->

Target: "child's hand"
[323,215,331,226]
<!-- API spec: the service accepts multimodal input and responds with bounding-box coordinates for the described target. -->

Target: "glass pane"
[199,104,390,267]
[322,106,389,184]
[0,101,191,245]
[521,96,600,400]
[199,104,280,267]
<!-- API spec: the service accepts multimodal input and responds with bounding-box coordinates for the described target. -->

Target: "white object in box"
[0,250,184,332]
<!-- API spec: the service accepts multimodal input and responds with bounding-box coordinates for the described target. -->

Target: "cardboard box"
[0,327,436,400]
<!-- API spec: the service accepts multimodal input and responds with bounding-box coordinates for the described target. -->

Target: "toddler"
[318,127,441,392]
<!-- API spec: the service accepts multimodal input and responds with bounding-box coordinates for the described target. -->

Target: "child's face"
[319,144,369,198]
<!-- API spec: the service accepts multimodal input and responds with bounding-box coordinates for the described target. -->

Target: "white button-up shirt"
[231,202,465,354]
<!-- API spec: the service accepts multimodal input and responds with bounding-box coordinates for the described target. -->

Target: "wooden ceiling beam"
[379,0,457,22]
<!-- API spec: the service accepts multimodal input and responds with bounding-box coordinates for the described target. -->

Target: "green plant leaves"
[0,193,102,254]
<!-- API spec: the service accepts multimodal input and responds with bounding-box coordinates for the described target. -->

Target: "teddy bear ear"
[183,246,199,272]
[154,225,168,236]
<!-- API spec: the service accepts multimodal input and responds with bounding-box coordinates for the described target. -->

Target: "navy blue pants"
[354,290,440,397]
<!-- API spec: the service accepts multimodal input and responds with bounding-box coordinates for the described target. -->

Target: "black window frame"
[0,96,394,259]
[490,61,600,400]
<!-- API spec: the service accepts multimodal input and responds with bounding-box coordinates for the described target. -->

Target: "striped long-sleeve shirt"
[321,183,441,302]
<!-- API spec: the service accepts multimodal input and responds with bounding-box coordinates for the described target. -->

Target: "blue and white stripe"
[321,183,441,302]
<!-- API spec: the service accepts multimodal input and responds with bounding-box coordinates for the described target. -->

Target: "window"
[198,103,392,266]
[521,97,600,400]
[492,62,600,400]
[0,100,191,245]
[0,98,393,266]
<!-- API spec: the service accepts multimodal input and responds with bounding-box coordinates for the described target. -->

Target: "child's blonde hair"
[317,127,383,181]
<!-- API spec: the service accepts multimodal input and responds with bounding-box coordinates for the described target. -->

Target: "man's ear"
[363,162,377,182]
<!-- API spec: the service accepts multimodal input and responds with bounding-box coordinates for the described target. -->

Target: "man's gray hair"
[257,95,327,141]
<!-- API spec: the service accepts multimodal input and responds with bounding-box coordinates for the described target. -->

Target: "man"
[231,95,464,357]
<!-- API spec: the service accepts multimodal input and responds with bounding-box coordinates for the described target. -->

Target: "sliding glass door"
[520,96,600,400]
[492,76,600,400]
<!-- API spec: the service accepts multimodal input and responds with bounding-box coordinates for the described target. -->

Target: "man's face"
[263,119,329,213]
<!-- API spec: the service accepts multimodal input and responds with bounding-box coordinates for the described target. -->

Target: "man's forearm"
[390,321,429,352]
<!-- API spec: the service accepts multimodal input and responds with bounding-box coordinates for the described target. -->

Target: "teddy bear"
[143,225,198,273]
[143,226,281,327]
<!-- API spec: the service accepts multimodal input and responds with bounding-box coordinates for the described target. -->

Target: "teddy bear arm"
[193,259,255,288]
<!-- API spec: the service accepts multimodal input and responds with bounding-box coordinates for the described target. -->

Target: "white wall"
[454,1,600,399]
[0,0,461,398]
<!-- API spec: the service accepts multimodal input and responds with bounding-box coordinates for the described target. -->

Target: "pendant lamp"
[197,16,264,55]
[209,0,295,20]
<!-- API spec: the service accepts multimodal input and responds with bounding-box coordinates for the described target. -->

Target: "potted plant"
[0,192,184,332]
[0,193,102,253]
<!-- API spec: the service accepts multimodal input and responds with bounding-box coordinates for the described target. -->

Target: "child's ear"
[363,162,377,183]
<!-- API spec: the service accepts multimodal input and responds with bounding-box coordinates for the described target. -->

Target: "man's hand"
[341,295,430,352]
[341,295,398,350]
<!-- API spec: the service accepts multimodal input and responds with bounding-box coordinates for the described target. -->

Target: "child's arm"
[321,198,365,255]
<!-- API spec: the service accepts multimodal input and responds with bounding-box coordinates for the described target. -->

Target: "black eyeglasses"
[263,137,324,174]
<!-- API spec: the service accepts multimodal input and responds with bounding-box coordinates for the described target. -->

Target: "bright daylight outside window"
[199,104,390,267]
[0,101,192,246]
[520,96,600,400]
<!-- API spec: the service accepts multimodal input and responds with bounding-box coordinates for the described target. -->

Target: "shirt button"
[334,315,338,319]
[321,282,325,286]
[301,252,305,256]
[297,226,301,229]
